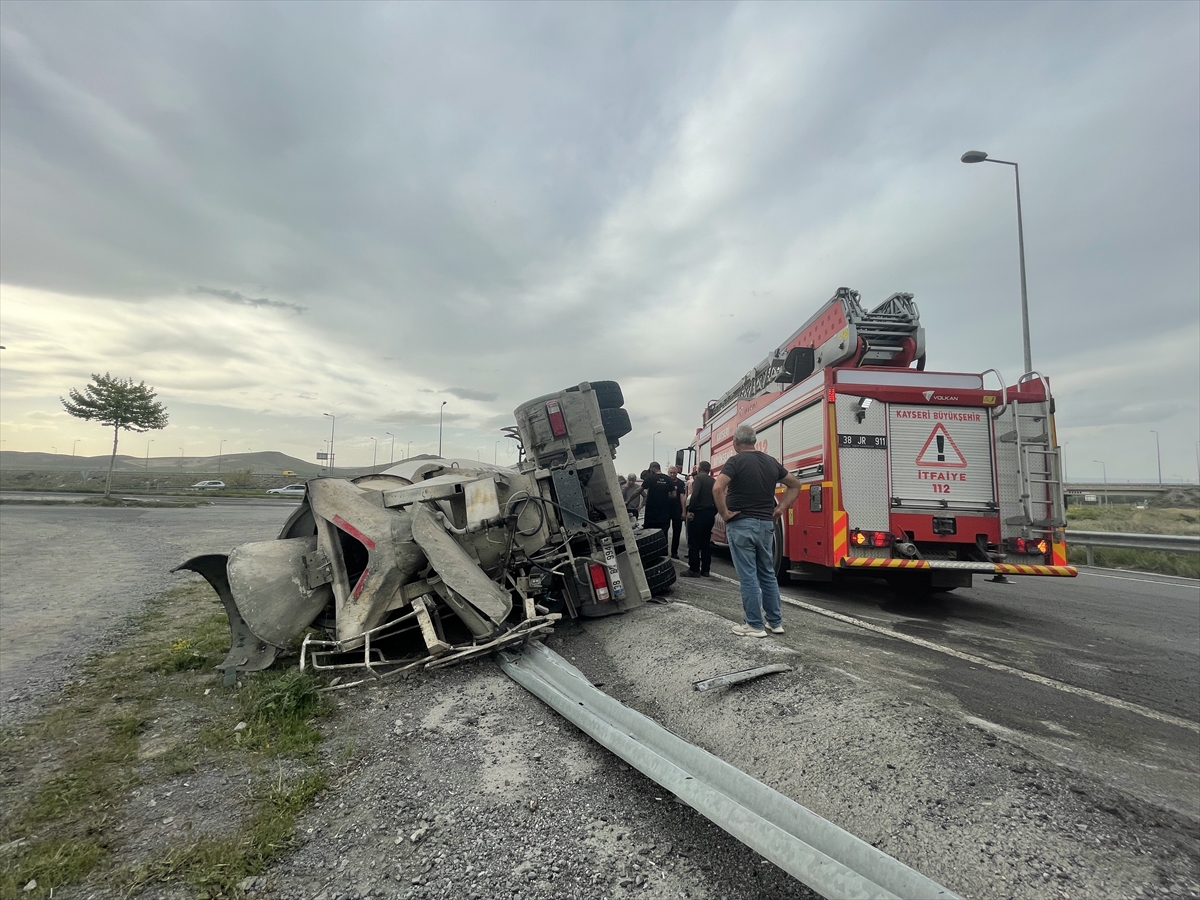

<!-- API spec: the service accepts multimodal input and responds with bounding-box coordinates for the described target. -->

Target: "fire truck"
[688,287,1076,593]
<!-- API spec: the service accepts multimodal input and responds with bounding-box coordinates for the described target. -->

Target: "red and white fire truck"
[688,287,1076,592]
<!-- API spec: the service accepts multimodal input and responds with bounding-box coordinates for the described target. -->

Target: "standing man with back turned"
[713,425,802,638]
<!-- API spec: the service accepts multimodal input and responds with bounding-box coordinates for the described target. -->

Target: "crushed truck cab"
[178,381,671,684]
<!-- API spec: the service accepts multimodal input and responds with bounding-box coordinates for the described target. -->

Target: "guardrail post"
[1085,544,1094,566]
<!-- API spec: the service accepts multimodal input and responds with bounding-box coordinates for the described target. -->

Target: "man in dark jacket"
[682,461,716,577]
[714,426,802,638]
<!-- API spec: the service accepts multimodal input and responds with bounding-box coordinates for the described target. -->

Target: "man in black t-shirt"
[665,466,687,559]
[714,426,802,638]
[640,462,674,531]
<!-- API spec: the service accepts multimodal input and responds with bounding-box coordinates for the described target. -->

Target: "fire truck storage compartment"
[782,401,825,472]
[887,404,996,512]
[835,394,891,558]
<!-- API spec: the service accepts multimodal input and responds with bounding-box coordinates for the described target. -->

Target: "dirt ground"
[4,573,1198,900]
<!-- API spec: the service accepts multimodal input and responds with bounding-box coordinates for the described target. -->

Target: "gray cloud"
[193,286,306,314]
[0,2,1195,477]
[380,410,471,427]
[445,387,499,402]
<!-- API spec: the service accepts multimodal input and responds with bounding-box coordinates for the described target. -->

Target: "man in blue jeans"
[713,425,802,638]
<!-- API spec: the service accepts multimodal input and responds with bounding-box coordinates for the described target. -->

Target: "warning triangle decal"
[915,423,968,468]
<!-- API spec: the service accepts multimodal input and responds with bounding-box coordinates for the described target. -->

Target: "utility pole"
[438,401,448,457]
[961,150,1034,375]
[324,413,336,472]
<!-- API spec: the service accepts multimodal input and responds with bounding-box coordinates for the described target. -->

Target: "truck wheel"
[600,407,632,440]
[566,380,624,409]
[643,557,677,594]
[635,528,668,564]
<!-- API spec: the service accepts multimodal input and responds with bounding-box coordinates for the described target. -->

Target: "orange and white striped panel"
[832,510,849,564]
[994,563,1078,577]
[841,558,930,570]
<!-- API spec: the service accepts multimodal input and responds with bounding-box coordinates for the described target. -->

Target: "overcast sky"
[1,1,1197,481]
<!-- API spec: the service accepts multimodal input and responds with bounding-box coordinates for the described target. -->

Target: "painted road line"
[1078,570,1200,590]
[705,571,1199,734]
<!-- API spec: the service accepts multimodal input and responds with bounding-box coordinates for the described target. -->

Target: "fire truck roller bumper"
[840,558,1077,577]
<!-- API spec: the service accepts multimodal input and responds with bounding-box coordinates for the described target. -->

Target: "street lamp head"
[960,150,989,164]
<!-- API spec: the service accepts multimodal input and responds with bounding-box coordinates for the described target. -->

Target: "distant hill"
[1,449,356,477]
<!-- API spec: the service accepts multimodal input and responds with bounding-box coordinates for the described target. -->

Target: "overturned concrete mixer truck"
[178,381,677,683]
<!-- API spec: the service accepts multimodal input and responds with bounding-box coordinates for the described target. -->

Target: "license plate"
[601,537,626,600]
[839,434,887,449]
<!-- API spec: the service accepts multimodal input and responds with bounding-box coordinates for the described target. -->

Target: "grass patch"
[1067,545,1200,579]
[122,771,327,898]
[0,581,333,899]
[1066,505,1200,578]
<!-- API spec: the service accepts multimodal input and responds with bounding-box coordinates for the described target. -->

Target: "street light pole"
[386,432,395,464]
[179,447,185,472]
[323,413,336,472]
[72,439,80,458]
[1093,460,1107,506]
[217,439,225,476]
[369,436,377,469]
[652,431,662,462]
[1150,430,1162,485]
[145,439,153,471]
[494,440,500,465]
[438,401,448,457]
[961,150,1033,375]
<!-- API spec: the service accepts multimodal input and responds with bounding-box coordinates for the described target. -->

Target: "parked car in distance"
[267,484,306,495]
[282,470,298,476]
[191,480,226,490]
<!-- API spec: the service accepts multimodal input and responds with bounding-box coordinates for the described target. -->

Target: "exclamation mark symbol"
[936,434,945,462]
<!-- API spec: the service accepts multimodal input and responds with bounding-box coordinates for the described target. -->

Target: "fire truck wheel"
[635,528,668,564]
[600,407,632,440]
[643,556,677,594]
[564,380,624,409]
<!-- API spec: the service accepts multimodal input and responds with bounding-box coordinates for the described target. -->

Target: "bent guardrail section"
[1068,530,1200,566]
[499,641,963,900]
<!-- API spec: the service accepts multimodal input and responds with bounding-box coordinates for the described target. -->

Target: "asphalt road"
[689,549,1200,821]
[0,500,296,708]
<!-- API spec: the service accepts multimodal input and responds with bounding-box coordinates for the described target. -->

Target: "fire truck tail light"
[827,388,837,403]
[545,400,568,437]
[851,529,894,548]
[588,563,611,602]
[1006,538,1048,555]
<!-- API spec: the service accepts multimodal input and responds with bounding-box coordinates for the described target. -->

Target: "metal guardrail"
[499,641,962,900]
[1069,530,1200,565]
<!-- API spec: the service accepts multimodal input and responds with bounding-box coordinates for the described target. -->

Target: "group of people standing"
[618,423,802,640]
[617,458,718,579]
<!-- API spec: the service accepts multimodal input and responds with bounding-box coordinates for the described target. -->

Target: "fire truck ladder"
[998,374,1064,536]
[850,291,924,367]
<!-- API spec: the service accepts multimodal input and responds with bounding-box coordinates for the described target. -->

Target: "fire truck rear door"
[888,406,995,510]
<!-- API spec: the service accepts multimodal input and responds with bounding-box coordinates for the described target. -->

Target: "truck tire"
[566,380,624,409]
[643,556,677,594]
[635,528,668,564]
[600,407,632,440]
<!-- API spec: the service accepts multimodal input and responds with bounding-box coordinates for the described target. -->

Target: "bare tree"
[62,373,169,498]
